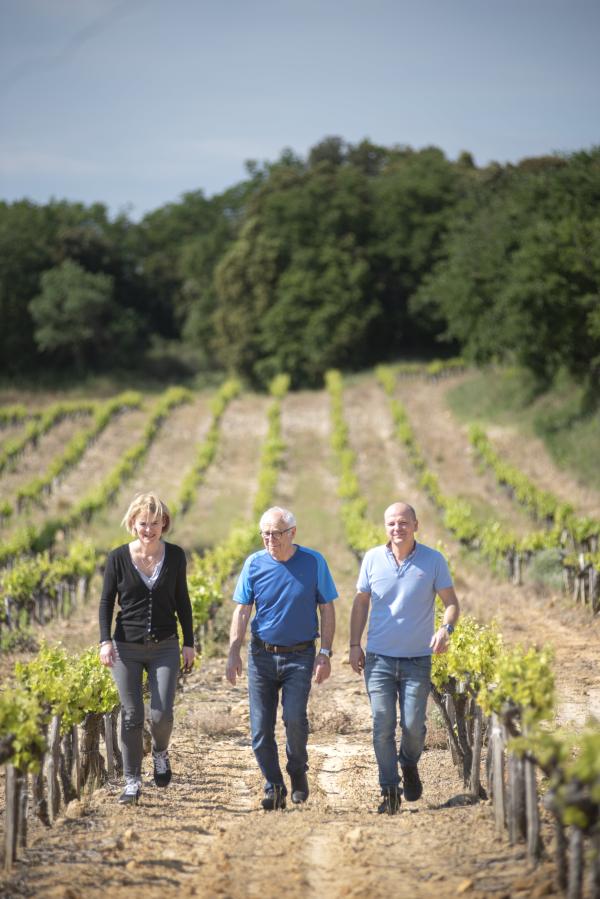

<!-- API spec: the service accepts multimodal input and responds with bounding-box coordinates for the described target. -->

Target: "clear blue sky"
[1,0,599,219]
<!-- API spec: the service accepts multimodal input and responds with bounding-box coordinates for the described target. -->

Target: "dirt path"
[279,390,358,634]
[2,377,599,898]
[176,392,270,553]
[0,659,558,899]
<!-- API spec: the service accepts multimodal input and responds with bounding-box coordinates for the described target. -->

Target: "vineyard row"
[376,366,600,615]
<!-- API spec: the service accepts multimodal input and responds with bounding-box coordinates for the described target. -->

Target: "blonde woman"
[99,492,195,805]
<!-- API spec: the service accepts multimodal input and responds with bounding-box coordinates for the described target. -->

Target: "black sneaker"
[261,784,287,810]
[118,781,141,805]
[290,771,309,804]
[153,750,172,787]
[377,786,401,815]
[401,765,422,801]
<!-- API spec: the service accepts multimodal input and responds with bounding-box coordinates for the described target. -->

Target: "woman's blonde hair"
[122,492,172,535]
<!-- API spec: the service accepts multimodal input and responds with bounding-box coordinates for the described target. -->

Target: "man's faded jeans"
[247,637,315,792]
[364,652,432,789]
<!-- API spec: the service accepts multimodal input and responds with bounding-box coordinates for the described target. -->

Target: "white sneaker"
[118,780,141,805]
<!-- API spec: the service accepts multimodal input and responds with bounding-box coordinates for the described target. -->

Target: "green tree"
[369,146,467,357]
[29,260,119,371]
[0,201,54,374]
[257,238,373,385]
[213,151,378,386]
[413,148,600,392]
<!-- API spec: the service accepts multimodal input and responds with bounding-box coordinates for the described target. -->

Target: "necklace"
[131,542,164,570]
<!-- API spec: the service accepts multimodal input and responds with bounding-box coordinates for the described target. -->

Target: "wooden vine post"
[17,771,28,849]
[591,829,600,898]
[443,693,459,765]
[72,724,82,795]
[470,703,483,800]
[46,715,62,823]
[568,826,584,899]
[490,713,506,834]
[4,765,19,871]
[522,727,541,861]
[80,712,108,789]
[103,713,114,778]
[59,725,80,804]
[32,762,50,826]
[506,748,526,844]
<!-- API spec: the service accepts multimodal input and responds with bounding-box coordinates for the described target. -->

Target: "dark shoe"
[118,781,141,805]
[377,786,401,815]
[290,771,309,804]
[153,750,172,787]
[261,784,287,810]
[401,765,422,801]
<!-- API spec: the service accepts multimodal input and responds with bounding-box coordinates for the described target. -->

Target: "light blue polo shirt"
[233,545,338,645]
[357,542,453,657]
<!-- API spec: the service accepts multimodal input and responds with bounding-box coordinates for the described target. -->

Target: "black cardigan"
[99,542,194,647]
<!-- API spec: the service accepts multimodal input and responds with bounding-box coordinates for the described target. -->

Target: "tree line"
[1,137,598,393]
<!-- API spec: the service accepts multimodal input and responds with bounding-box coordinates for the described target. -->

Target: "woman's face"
[133,512,164,544]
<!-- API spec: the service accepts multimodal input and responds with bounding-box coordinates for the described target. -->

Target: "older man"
[226,506,337,810]
[349,502,459,814]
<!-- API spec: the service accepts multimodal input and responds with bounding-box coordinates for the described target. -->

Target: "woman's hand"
[182,645,196,673]
[99,641,115,667]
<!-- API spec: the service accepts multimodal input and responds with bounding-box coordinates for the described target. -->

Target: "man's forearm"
[349,593,370,644]
[438,588,460,630]
[229,604,251,650]
[442,603,459,627]
[319,603,335,650]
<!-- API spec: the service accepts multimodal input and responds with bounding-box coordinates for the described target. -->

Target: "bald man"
[349,502,459,814]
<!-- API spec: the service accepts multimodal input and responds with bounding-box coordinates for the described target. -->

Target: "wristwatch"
[318,647,332,658]
[443,623,454,635]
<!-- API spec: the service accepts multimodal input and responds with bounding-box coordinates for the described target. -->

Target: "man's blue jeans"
[247,638,315,792]
[364,652,432,789]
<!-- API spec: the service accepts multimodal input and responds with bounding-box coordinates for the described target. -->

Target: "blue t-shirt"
[357,542,453,657]
[233,545,338,644]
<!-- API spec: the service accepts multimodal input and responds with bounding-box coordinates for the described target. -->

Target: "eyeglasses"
[260,527,294,540]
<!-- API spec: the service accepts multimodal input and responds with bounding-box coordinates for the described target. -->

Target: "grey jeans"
[112,636,180,781]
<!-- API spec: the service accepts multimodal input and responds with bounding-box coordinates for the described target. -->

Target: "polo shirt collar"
[385,540,418,566]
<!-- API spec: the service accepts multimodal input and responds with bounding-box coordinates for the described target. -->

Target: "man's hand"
[430,627,450,655]
[313,653,331,684]
[226,648,243,685]
[349,645,365,674]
